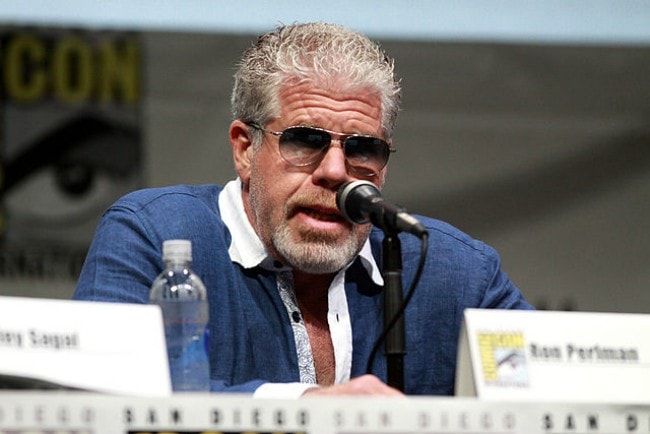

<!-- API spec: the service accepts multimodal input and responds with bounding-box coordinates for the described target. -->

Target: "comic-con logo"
[477,332,530,387]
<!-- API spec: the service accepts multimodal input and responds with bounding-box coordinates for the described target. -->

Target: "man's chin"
[271,223,370,274]
[276,240,358,274]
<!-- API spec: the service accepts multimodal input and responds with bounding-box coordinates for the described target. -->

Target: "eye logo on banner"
[0,27,142,292]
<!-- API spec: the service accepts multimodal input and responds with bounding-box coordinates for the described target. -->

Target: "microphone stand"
[382,230,405,392]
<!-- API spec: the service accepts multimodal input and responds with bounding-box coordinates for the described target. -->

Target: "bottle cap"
[162,239,192,262]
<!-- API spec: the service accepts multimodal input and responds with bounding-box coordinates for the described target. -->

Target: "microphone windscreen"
[336,180,380,224]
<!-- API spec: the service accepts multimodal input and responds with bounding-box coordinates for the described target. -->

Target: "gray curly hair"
[231,22,401,145]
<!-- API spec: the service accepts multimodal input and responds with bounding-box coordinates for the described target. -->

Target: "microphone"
[336,180,427,238]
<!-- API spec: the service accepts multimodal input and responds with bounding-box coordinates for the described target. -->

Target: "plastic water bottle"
[149,239,210,392]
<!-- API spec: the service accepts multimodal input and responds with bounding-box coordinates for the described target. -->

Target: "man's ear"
[230,120,255,183]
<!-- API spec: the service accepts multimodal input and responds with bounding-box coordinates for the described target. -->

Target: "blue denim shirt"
[73,184,533,395]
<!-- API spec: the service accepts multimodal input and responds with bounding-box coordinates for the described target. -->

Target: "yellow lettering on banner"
[98,39,139,104]
[52,36,93,103]
[4,34,47,103]
[2,32,140,105]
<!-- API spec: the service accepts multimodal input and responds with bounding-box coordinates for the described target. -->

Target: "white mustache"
[286,192,340,218]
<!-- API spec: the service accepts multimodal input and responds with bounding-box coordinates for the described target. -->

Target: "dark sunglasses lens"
[280,127,329,149]
[344,136,390,171]
[279,127,330,164]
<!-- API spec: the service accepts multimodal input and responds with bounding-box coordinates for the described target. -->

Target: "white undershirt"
[218,179,383,398]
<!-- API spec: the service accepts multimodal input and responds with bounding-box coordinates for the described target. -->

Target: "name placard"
[0,296,171,396]
[455,309,650,402]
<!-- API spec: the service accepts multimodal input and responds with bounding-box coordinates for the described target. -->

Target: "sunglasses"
[246,122,395,176]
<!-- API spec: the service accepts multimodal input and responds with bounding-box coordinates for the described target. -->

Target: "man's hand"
[301,374,404,397]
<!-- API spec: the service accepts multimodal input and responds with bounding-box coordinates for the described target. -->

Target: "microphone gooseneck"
[336,180,430,392]
[336,180,427,238]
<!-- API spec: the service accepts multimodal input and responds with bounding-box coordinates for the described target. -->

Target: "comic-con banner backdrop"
[0,27,142,295]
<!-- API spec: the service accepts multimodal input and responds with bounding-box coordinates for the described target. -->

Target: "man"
[73,22,533,398]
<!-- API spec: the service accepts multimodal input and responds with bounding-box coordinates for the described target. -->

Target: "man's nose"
[311,140,350,187]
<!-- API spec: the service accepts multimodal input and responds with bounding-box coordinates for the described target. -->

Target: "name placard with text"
[0,296,171,396]
[455,309,650,402]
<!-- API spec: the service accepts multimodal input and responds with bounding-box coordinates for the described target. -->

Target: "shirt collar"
[218,178,384,285]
